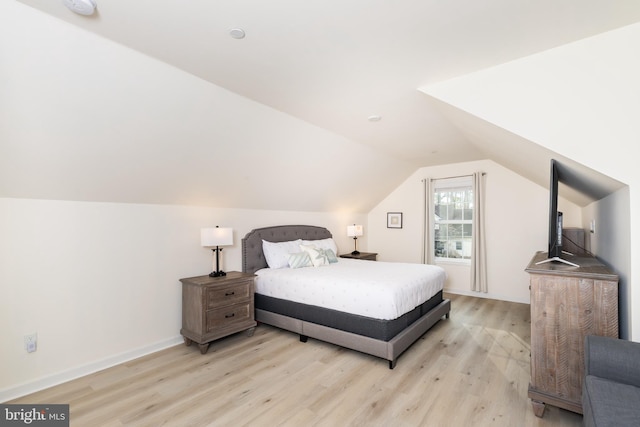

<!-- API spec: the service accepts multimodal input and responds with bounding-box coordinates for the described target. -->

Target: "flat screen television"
[537,159,580,267]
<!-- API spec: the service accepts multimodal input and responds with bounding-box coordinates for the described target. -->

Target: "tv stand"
[525,252,619,417]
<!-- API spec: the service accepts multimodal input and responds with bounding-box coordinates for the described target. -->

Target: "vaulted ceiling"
[4,1,638,210]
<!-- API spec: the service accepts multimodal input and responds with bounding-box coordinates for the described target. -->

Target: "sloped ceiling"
[421,22,640,205]
[419,99,625,207]
[3,1,640,210]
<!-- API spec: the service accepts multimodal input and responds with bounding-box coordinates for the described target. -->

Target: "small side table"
[340,252,378,261]
[179,271,257,354]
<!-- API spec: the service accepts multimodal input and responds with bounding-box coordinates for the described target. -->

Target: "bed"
[242,225,451,368]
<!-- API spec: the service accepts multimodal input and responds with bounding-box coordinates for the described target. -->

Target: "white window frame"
[432,176,473,265]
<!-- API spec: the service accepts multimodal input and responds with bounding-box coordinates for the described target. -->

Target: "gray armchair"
[582,335,640,427]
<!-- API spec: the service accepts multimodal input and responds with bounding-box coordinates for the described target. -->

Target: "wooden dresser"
[179,272,257,354]
[525,252,618,417]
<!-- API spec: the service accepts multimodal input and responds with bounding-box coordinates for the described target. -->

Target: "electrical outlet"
[24,333,37,353]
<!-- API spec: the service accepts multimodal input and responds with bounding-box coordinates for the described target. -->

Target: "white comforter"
[255,258,446,320]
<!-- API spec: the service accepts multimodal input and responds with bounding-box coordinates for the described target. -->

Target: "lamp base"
[351,236,360,256]
[209,246,226,278]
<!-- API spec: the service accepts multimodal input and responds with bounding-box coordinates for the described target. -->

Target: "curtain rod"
[421,172,486,182]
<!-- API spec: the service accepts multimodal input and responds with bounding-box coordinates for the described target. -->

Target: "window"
[433,177,473,263]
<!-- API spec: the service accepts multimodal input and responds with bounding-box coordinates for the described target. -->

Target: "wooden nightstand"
[179,271,257,354]
[339,252,378,261]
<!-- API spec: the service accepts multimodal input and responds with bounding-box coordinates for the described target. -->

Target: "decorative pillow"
[262,239,303,269]
[302,238,339,255]
[300,244,329,267]
[288,252,312,269]
[323,248,339,263]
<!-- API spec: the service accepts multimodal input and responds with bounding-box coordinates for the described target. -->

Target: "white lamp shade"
[347,225,363,237]
[201,227,233,247]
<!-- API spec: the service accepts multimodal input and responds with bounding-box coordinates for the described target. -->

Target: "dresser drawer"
[206,302,251,331]
[206,280,251,309]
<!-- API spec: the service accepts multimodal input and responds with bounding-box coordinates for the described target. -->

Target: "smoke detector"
[63,0,97,16]
[229,28,246,39]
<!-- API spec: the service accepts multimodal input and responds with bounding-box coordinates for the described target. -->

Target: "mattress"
[254,258,446,320]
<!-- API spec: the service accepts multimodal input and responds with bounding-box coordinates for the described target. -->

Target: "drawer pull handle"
[225,291,235,296]
[225,313,235,319]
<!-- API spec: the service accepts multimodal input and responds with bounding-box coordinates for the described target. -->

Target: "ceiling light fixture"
[367,115,382,122]
[229,28,246,39]
[63,0,97,16]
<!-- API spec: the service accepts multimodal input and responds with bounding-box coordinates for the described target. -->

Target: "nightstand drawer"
[206,280,251,309]
[206,302,251,331]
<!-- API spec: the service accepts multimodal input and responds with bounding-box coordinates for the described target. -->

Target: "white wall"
[0,197,366,401]
[582,187,632,339]
[368,159,579,304]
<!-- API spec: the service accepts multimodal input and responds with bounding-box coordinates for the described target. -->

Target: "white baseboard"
[444,288,530,305]
[1,336,183,403]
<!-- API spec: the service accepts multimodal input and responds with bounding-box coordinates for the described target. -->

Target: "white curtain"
[421,179,434,264]
[471,172,487,293]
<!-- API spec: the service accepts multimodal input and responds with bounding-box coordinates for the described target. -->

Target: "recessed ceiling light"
[367,115,382,122]
[229,28,246,39]
[63,0,97,16]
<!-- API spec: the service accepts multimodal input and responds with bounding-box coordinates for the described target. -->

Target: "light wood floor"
[11,294,582,426]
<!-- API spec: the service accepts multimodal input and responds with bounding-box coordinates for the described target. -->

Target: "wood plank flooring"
[10,294,583,426]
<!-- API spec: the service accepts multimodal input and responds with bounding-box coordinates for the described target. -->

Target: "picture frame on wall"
[387,212,403,229]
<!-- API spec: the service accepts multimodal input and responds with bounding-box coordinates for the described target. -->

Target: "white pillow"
[262,239,302,269]
[301,238,338,255]
[288,252,312,269]
[300,244,329,267]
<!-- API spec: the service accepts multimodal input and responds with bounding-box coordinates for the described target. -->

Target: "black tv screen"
[542,159,579,267]
[548,159,562,258]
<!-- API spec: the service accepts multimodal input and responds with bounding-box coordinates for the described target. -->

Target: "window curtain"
[421,178,434,264]
[471,172,487,293]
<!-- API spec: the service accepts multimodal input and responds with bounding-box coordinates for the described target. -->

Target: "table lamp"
[347,224,363,255]
[201,226,233,277]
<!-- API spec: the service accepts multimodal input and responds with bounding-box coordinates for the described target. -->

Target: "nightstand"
[339,252,378,261]
[179,271,257,354]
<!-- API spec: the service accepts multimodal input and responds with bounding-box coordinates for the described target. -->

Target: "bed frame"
[242,225,451,369]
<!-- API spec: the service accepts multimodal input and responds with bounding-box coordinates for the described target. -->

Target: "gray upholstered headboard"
[242,225,333,274]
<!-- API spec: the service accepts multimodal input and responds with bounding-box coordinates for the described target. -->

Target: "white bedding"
[255,258,446,320]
